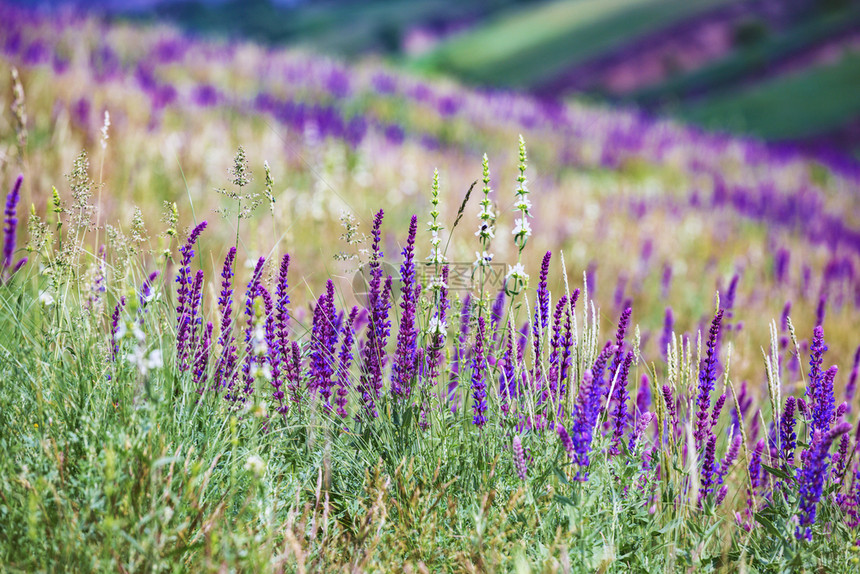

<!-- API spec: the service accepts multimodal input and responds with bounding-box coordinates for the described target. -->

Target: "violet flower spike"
[698,434,718,507]
[358,209,391,419]
[796,422,853,540]
[470,316,488,427]
[531,251,551,383]
[513,435,527,480]
[846,345,860,402]
[609,351,634,456]
[780,396,798,465]
[216,247,238,392]
[238,257,265,400]
[392,215,419,399]
[2,174,26,279]
[110,296,127,361]
[694,309,724,450]
[175,221,207,364]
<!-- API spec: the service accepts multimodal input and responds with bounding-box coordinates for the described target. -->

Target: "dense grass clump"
[1,137,860,572]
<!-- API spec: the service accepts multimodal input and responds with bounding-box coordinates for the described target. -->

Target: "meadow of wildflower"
[2,2,860,572]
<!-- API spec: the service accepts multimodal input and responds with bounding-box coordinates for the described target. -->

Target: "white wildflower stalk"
[100,110,111,150]
[474,154,496,315]
[426,169,446,269]
[506,136,531,296]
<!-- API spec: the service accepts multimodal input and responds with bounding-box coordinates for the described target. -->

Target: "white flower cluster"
[474,154,496,269]
[427,315,447,340]
[119,318,165,376]
[512,135,531,250]
[426,169,447,266]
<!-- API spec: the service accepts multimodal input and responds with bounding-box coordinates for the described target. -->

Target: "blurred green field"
[410,0,738,88]
[679,49,860,140]
[630,3,860,106]
[139,0,524,55]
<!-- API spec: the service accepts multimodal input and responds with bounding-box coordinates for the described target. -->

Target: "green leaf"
[754,512,785,543]
[761,464,794,483]
[552,466,570,485]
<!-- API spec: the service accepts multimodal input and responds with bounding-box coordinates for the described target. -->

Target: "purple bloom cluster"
[358,210,392,419]
[806,326,835,439]
[694,310,724,449]
[2,174,27,282]
[470,317,488,427]
[216,247,238,390]
[391,216,419,399]
[175,221,207,368]
[796,422,853,540]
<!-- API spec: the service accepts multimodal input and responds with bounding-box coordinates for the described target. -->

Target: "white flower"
[126,347,163,376]
[244,454,266,477]
[428,315,447,337]
[252,323,267,356]
[251,363,273,382]
[475,224,495,239]
[514,197,532,213]
[428,276,448,291]
[474,251,494,268]
[426,245,447,264]
[506,263,529,283]
[146,349,163,370]
[38,291,55,306]
[512,218,532,238]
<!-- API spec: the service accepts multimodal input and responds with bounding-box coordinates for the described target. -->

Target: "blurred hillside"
[10,0,860,158]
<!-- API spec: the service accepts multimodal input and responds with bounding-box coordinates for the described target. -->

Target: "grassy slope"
[679,50,860,140]
[410,0,737,89]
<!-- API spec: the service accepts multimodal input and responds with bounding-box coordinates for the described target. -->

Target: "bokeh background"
[10,0,860,160]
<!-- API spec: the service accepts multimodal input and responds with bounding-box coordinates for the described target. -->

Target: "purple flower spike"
[269,254,292,415]
[796,422,853,540]
[392,215,419,399]
[513,435,527,480]
[358,209,392,419]
[216,247,238,391]
[662,384,679,438]
[845,346,860,402]
[780,396,798,465]
[558,424,575,457]
[608,307,633,384]
[175,221,207,363]
[310,280,339,408]
[660,307,674,360]
[470,316,488,427]
[629,411,654,452]
[110,296,127,361]
[695,309,724,449]
[236,257,265,401]
[716,433,742,491]
[0,175,26,283]
[699,434,718,507]
[531,251,552,385]
[546,294,568,402]
[570,369,600,477]
[609,351,634,456]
